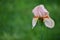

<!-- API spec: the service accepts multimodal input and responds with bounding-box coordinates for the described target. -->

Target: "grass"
[0,0,60,40]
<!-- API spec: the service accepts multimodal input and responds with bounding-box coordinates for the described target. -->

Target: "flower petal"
[39,5,49,17]
[32,17,38,29]
[32,6,40,17]
[43,18,55,28]
[32,5,49,17]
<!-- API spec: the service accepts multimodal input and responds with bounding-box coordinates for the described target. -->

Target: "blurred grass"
[0,0,60,40]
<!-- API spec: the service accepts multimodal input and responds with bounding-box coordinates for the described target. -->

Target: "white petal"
[32,18,38,29]
[43,18,55,28]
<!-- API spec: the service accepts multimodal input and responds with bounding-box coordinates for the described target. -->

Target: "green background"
[0,0,60,40]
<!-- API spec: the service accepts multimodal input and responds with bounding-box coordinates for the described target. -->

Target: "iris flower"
[32,5,55,29]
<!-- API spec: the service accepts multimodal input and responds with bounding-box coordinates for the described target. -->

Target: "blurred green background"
[0,0,60,40]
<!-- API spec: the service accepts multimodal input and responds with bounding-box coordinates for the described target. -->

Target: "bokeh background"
[0,0,60,40]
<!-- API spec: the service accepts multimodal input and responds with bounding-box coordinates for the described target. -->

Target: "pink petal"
[39,5,49,17]
[32,6,40,17]
[32,5,49,17]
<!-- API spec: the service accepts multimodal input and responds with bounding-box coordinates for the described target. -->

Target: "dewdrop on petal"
[43,18,55,28]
